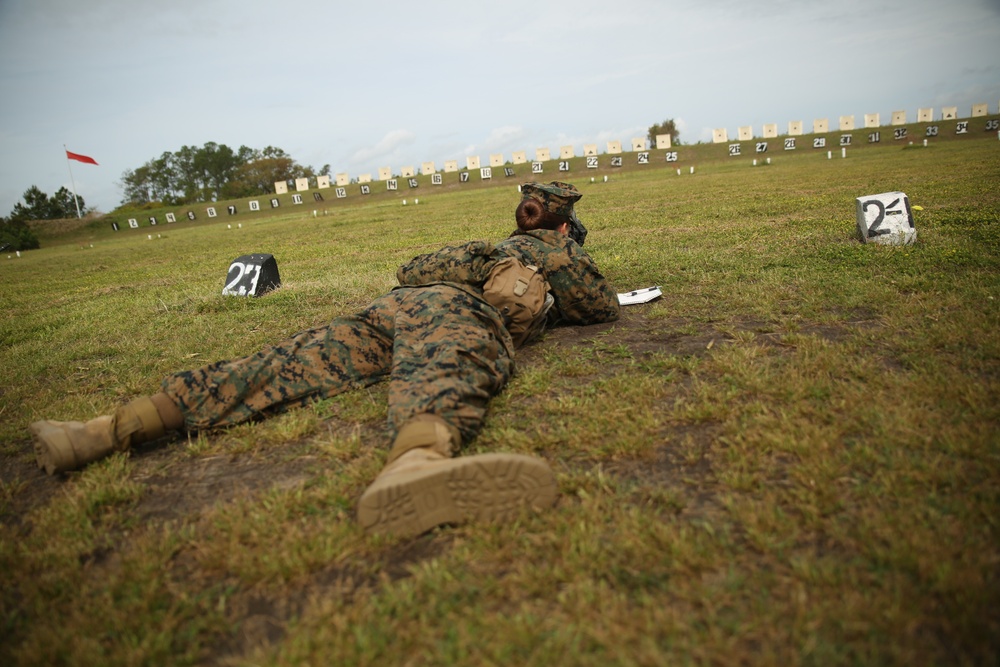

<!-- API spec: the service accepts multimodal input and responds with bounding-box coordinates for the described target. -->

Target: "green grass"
[2,135,999,666]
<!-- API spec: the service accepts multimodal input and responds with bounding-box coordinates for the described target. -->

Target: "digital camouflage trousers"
[161,285,515,447]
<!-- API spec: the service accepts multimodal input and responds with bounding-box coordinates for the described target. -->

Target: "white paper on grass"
[618,286,662,305]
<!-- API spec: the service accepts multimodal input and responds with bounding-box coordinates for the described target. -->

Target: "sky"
[1,0,998,215]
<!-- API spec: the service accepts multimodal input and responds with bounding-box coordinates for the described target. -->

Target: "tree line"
[118,143,330,206]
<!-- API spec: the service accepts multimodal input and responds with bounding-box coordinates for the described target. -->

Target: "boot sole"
[357,453,557,538]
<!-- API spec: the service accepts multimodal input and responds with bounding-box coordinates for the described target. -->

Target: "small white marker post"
[402,199,407,205]
[603,175,608,182]
[923,139,928,147]
[690,166,695,174]
[676,168,681,176]
[753,159,757,166]
[766,157,771,165]
[827,151,832,159]
[415,198,419,204]
[842,147,847,158]
[147,234,152,240]
[237,224,242,229]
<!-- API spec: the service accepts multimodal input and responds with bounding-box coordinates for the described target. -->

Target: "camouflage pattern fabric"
[162,228,618,449]
[397,228,620,328]
[520,182,582,220]
[162,285,512,446]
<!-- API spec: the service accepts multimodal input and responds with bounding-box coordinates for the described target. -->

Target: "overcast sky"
[1,0,998,215]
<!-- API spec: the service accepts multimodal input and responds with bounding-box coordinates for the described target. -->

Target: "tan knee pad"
[387,414,461,463]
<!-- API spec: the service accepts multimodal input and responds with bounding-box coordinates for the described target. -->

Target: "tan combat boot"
[357,414,558,538]
[29,393,183,475]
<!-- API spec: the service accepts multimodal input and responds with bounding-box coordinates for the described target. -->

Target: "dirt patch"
[131,449,318,524]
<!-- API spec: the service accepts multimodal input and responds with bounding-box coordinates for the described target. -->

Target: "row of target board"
[114,118,999,230]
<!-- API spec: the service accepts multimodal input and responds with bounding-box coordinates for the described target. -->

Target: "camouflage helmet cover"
[520,181,582,220]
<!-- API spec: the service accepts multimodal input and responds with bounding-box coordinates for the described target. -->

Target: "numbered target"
[335,188,347,198]
[222,253,282,297]
[868,132,881,143]
[856,191,915,245]
[559,160,570,171]
[249,200,260,211]
[728,144,741,156]
[503,167,515,177]
[480,168,492,180]
[893,128,908,140]
[813,137,826,148]
[207,207,217,218]
[839,135,852,146]
[956,122,969,135]
[186,211,197,220]
[432,174,443,185]
[292,194,304,204]
[531,162,543,174]
[586,156,598,169]
[227,205,237,215]
[755,143,768,154]
[637,152,649,164]
[460,172,470,183]
[165,212,177,223]
[387,179,398,190]
[360,185,371,195]
[128,218,139,229]
[610,156,622,167]
[665,151,679,162]
[313,192,324,201]
[270,198,280,208]
[784,138,796,150]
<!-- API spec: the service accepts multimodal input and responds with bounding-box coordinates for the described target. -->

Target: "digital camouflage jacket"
[396,228,620,334]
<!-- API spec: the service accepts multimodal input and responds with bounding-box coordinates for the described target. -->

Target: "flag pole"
[64,144,83,219]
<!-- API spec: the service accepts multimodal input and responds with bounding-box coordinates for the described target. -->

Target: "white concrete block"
[891,110,907,125]
[466,156,481,170]
[864,113,880,128]
[583,144,598,156]
[856,191,915,245]
[400,166,415,177]
[535,148,551,162]
[421,161,436,175]
[378,167,392,181]
[655,134,672,149]
[971,103,988,117]
[295,177,310,191]
[490,153,505,167]
[712,128,728,143]
[358,174,371,184]
[839,115,855,131]
[630,138,645,151]
[335,173,350,187]
[737,126,753,141]
[788,121,803,136]
[444,160,458,173]
[762,124,778,138]
[559,145,575,159]
[606,140,622,154]
[813,118,829,134]
[511,151,527,165]
[917,108,933,122]
[316,175,330,189]
[941,106,957,120]
[274,181,288,194]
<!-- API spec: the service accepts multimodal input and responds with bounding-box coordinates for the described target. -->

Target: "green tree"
[0,216,40,251]
[8,185,85,221]
[647,118,682,147]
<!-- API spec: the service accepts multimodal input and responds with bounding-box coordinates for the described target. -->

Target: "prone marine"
[29,181,620,538]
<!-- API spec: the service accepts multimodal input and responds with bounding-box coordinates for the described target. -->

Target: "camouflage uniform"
[162,199,620,449]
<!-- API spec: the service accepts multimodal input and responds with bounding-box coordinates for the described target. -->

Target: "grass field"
[2,135,999,665]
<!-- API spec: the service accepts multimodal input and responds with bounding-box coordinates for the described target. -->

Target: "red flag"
[66,150,98,166]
